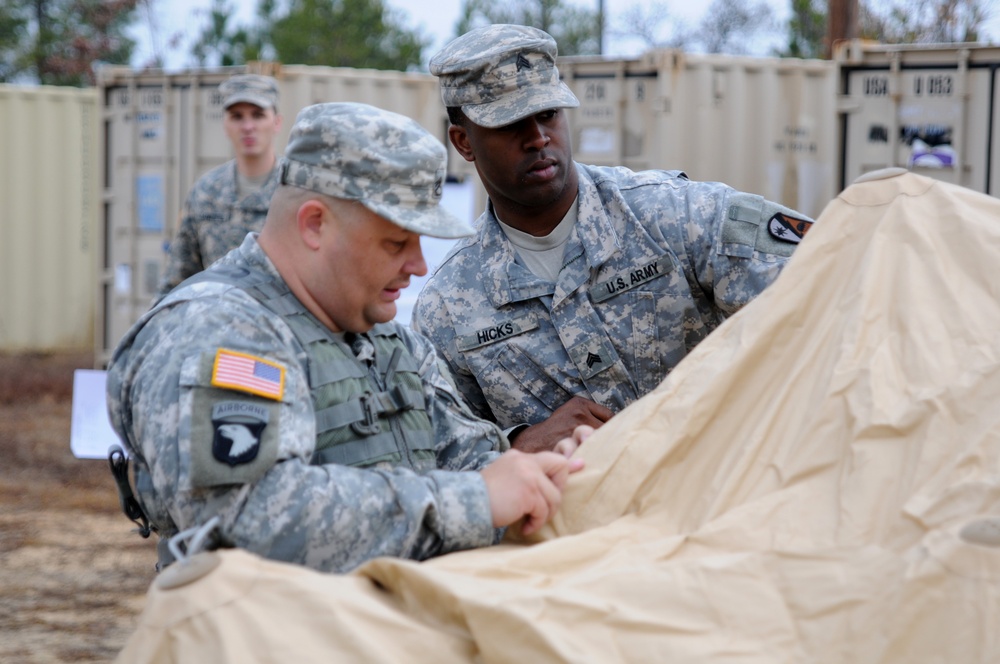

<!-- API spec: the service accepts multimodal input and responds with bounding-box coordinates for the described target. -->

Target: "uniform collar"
[240,233,283,280]
[478,164,621,308]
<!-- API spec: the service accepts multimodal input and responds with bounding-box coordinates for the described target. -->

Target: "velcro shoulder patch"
[721,192,814,258]
[768,212,813,244]
[189,396,282,489]
[211,349,285,401]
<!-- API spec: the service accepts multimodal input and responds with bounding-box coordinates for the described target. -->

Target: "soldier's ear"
[448,125,475,163]
[296,199,328,250]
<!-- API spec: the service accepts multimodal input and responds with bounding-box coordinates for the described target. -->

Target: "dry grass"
[0,352,157,663]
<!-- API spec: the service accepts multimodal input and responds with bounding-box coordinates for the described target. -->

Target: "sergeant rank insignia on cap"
[211,349,285,401]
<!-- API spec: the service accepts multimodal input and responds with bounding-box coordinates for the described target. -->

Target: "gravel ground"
[0,352,156,663]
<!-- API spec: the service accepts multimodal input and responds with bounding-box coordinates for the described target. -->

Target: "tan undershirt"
[236,170,270,198]
[496,199,578,282]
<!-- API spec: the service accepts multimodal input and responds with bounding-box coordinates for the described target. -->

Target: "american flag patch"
[211,349,285,401]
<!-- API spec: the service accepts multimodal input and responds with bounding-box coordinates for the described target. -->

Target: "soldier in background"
[108,103,584,573]
[156,74,282,297]
[413,25,815,452]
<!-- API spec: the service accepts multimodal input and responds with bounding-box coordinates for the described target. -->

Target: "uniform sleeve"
[156,193,204,297]
[681,182,814,318]
[404,327,509,471]
[110,291,496,574]
[412,285,498,423]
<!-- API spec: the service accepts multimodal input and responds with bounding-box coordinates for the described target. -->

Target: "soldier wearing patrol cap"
[156,74,283,297]
[413,24,816,453]
[107,102,585,573]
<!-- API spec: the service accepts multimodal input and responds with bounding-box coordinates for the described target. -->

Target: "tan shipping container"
[95,64,444,365]
[0,84,99,353]
[836,41,1000,195]
[558,51,838,220]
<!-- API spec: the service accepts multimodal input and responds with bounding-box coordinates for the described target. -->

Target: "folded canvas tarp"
[116,170,1000,663]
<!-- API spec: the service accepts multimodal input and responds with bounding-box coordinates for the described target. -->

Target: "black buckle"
[350,391,381,436]
[107,445,152,538]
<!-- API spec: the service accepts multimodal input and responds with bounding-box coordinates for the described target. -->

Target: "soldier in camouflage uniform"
[413,25,815,453]
[108,103,583,574]
[156,74,283,297]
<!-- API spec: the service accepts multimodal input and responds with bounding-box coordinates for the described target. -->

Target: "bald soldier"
[108,103,583,573]
[157,74,283,297]
[413,25,815,452]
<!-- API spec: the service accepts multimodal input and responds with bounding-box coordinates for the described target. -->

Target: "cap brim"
[363,200,474,240]
[462,81,579,129]
[223,94,275,110]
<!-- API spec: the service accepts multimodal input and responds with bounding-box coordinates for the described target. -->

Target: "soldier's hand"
[481,449,585,536]
[553,424,596,458]
[510,397,613,453]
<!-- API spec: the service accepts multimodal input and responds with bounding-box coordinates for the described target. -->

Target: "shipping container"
[95,64,445,365]
[836,41,1000,195]
[559,50,838,220]
[0,84,99,353]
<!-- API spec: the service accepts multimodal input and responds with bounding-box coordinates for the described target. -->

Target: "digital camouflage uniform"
[157,74,281,297]
[108,103,504,574]
[412,24,814,429]
[157,162,279,297]
[412,165,811,427]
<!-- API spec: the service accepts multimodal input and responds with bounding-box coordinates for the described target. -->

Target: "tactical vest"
[184,265,437,472]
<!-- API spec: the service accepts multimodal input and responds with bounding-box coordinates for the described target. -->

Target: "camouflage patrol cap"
[279,102,472,239]
[220,74,279,111]
[430,24,579,129]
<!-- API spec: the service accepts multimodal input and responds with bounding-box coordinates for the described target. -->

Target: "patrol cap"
[430,24,579,129]
[220,74,279,111]
[279,102,472,239]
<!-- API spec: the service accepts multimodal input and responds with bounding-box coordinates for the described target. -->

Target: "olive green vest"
[186,265,436,472]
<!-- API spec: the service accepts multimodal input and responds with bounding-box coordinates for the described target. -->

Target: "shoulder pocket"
[180,351,282,489]
[720,192,813,259]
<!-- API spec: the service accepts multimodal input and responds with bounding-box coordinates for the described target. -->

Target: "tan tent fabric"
[117,171,1000,663]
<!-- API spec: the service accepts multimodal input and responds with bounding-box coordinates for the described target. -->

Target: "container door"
[840,52,997,195]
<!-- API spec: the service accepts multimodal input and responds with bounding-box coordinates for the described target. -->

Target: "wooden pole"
[597,0,605,55]
[827,0,859,58]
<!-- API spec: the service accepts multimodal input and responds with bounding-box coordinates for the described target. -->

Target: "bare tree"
[611,1,692,51]
[613,0,774,55]
[697,0,776,54]
[455,0,600,56]
[860,0,991,44]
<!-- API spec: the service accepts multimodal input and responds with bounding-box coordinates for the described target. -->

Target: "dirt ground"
[0,352,157,663]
